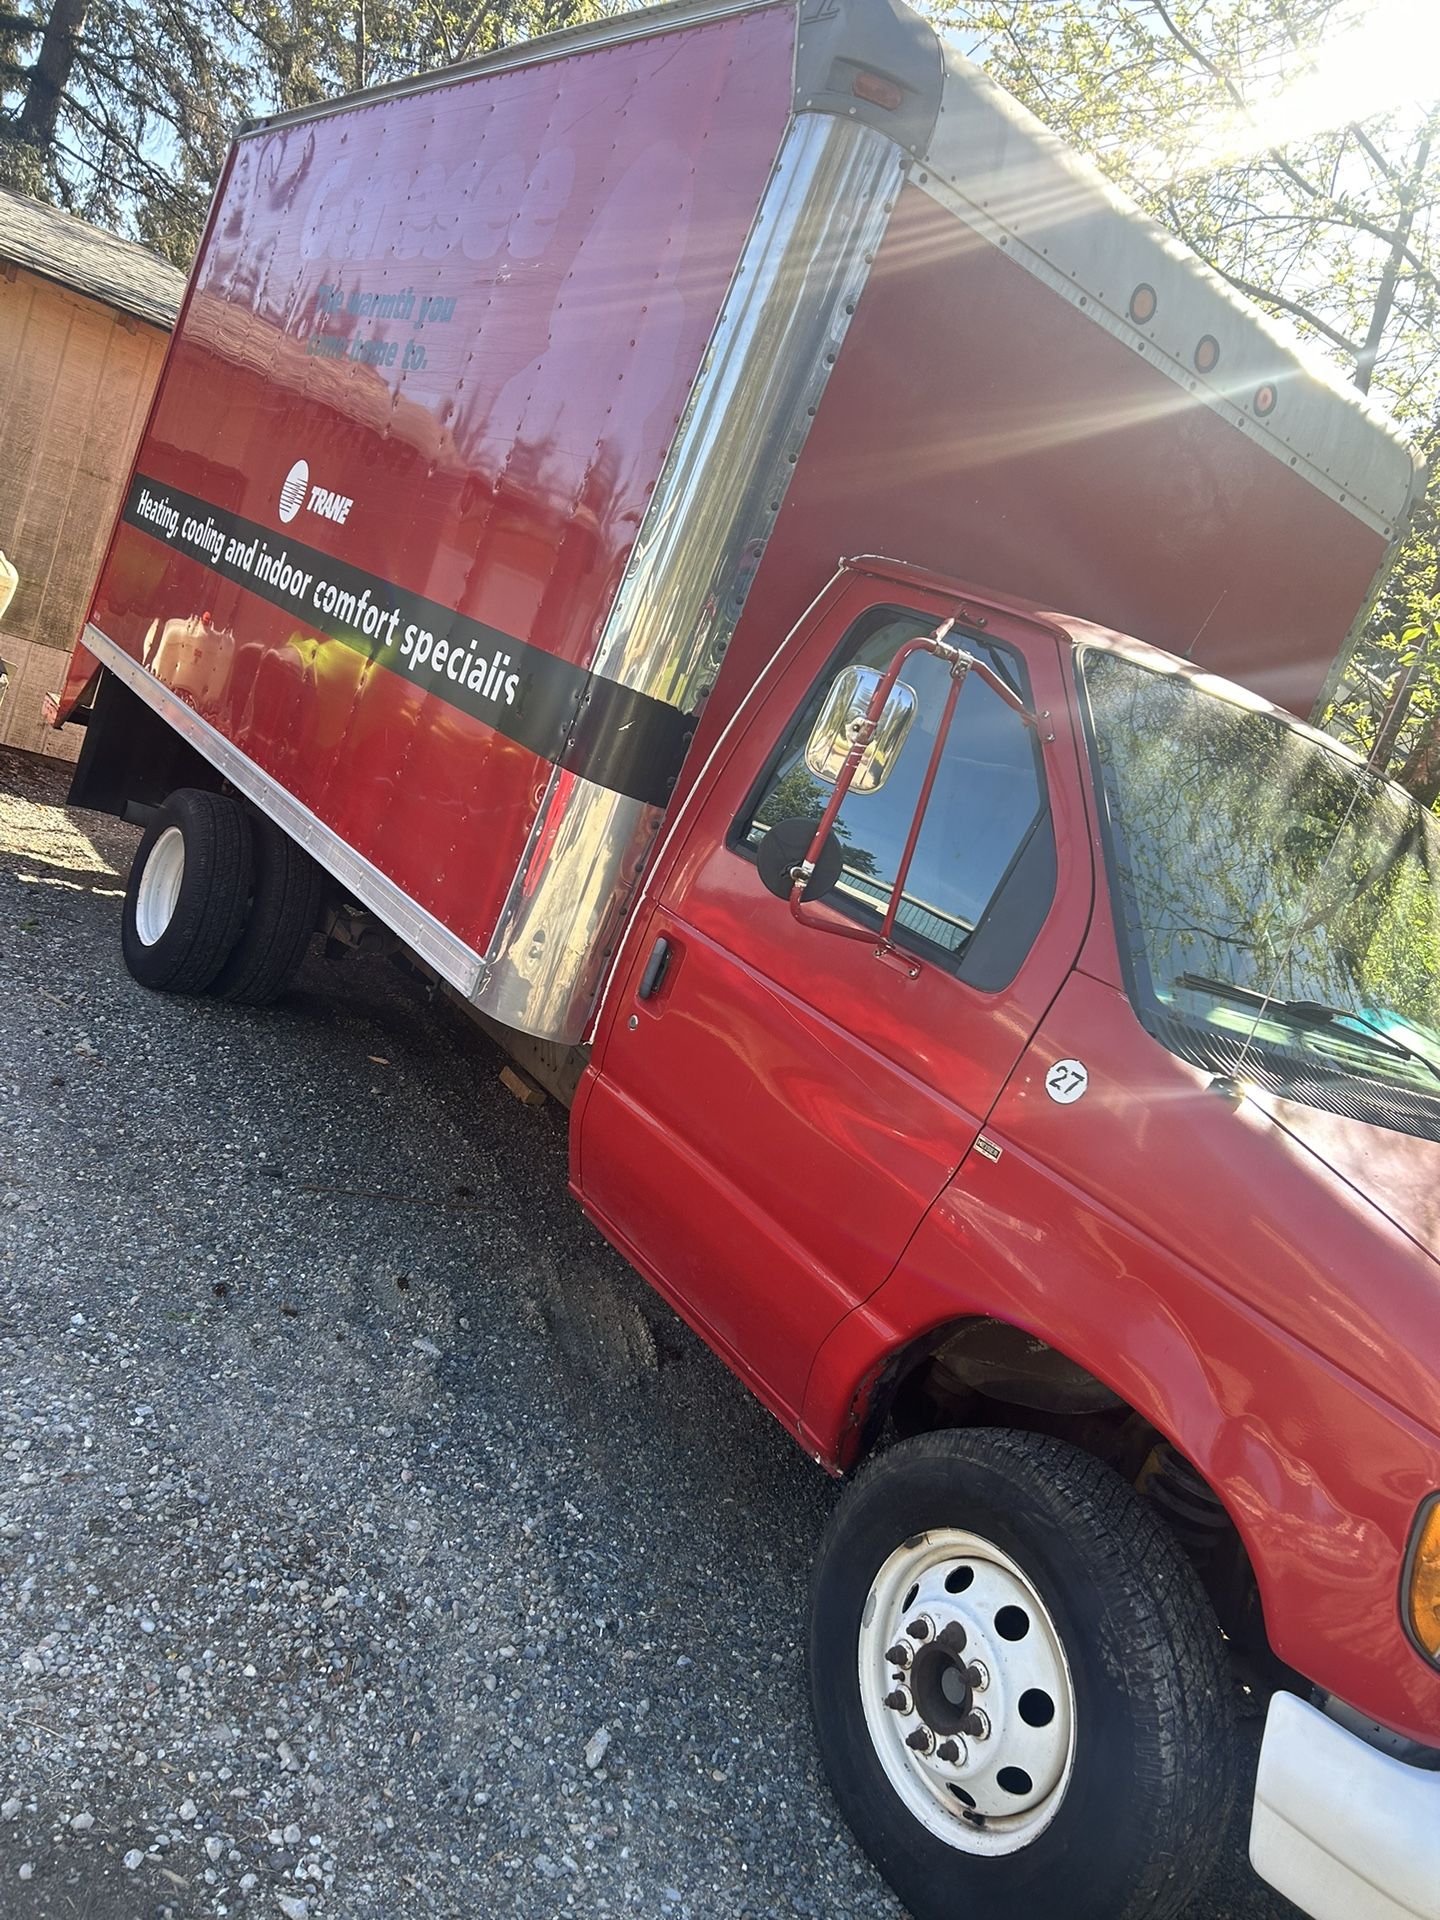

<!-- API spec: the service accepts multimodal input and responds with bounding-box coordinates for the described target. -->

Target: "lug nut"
[936,1738,962,1764]
[885,1642,912,1670]
[883,1687,912,1714]
[905,1726,935,1755]
[962,1709,990,1740]
[906,1615,933,1643]
[965,1661,989,1692]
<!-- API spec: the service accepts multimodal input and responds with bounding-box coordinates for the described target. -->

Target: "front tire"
[121,789,253,994]
[808,1429,1234,1920]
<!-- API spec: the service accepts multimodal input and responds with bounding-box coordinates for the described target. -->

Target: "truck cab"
[576,554,1440,1920]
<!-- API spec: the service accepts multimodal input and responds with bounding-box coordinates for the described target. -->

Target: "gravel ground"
[0,745,1297,1920]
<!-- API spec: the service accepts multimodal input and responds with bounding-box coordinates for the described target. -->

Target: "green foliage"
[0,126,44,195]
[0,0,628,264]
[1329,422,1440,781]
[0,4,32,89]
[236,0,627,113]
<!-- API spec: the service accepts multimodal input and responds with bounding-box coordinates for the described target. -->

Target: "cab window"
[737,607,1054,989]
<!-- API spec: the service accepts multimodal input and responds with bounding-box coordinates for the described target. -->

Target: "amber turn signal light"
[852,70,905,111]
[1405,1495,1440,1663]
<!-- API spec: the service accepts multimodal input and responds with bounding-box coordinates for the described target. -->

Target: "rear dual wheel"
[122,789,321,1003]
[122,789,254,993]
[210,812,326,1005]
[809,1429,1234,1920]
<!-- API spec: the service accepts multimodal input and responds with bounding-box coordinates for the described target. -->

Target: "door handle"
[637,935,672,1001]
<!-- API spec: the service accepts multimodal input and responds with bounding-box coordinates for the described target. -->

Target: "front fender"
[801,1132,1440,1745]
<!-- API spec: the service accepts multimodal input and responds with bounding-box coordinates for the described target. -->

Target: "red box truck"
[51,0,1440,1915]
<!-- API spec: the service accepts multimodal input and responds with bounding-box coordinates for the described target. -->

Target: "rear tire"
[121,789,254,994]
[808,1428,1234,1920]
[210,813,325,1005]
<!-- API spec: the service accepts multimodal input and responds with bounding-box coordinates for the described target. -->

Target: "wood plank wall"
[0,266,169,758]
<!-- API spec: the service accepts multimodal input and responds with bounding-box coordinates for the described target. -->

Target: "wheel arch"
[69,667,226,818]
[823,1310,1275,1672]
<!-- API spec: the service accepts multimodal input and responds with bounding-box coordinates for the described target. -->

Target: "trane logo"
[278,458,354,527]
[278,460,309,522]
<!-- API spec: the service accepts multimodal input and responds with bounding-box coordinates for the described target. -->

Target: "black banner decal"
[121,475,693,807]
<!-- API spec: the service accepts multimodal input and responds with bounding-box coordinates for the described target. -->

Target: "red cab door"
[575,565,1091,1429]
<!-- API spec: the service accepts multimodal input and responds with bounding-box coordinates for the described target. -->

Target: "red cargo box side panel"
[86,7,795,954]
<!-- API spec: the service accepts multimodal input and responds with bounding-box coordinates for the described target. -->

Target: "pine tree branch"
[69,43,189,139]
[56,85,190,201]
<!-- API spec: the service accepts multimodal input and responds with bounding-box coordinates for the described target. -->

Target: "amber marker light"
[1405,1495,1440,1663]
[1195,335,1220,373]
[1254,383,1278,417]
[1128,283,1158,325]
[852,70,904,110]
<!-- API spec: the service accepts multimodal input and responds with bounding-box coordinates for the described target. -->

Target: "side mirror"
[805,666,917,794]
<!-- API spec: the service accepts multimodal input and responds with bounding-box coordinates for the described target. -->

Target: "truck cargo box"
[61,0,1420,1042]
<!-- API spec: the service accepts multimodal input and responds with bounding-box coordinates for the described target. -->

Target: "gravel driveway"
[0,746,1296,1920]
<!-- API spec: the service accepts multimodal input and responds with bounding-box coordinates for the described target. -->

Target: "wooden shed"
[0,188,184,758]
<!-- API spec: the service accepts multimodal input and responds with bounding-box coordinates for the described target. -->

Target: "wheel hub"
[134,826,186,947]
[908,1621,975,1735]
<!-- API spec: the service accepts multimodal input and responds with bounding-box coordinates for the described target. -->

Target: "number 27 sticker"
[1045,1058,1089,1104]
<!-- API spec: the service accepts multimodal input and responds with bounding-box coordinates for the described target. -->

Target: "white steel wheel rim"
[857,1526,1077,1856]
[134,826,186,947]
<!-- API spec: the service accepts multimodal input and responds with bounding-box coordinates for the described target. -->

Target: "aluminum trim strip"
[475,114,905,1042]
[81,622,487,999]
[238,0,787,139]
[472,775,652,1040]
[915,46,1422,539]
[591,115,903,707]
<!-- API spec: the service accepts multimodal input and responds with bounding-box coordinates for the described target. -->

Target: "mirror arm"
[787,626,953,933]
[879,661,966,951]
[786,616,1045,939]
[964,656,1046,732]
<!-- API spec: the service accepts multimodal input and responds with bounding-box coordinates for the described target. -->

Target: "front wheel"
[808,1429,1234,1920]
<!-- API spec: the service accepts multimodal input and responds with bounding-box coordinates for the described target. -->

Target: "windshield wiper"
[1171,973,1440,1091]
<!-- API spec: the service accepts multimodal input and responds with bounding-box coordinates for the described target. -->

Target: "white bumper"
[1250,1691,1440,1920]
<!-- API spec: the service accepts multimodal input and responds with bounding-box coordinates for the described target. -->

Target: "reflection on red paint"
[85,7,795,953]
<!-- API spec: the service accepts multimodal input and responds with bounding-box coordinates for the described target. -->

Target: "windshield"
[1080,648,1440,1131]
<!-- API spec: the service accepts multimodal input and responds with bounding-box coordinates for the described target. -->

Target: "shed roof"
[0,188,186,328]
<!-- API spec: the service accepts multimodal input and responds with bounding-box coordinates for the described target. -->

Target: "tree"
[0,0,625,264]
[234,0,625,110]
[1325,415,1440,796]
[2,0,257,258]
[936,0,1440,790]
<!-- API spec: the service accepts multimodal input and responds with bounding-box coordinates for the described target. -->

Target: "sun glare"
[1202,0,1440,163]
[1258,0,1440,139]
